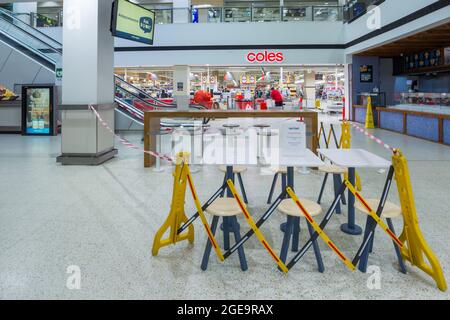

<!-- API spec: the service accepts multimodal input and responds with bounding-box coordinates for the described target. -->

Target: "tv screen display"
[111,0,155,45]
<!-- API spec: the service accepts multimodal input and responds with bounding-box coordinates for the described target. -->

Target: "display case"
[356,92,386,107]
[392,92,450,114]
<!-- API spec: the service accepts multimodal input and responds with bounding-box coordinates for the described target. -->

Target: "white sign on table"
[280,121,306,157]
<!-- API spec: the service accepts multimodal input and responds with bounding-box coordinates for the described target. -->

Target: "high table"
[200,146,324,237]
[317,149,391,235]
[143,110,319,167]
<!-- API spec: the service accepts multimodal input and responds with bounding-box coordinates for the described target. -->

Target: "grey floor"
[0,115,449,300]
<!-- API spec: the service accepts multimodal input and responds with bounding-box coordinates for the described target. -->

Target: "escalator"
[0,7,208,128]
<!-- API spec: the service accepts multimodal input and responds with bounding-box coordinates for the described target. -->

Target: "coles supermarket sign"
[246,51,284,63]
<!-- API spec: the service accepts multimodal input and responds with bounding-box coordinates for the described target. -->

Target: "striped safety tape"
[350,122,396,153]
[89,104,174,162]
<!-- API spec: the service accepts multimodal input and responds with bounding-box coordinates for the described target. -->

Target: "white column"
[173,0,191,24]
[12,2,37,25]
[58,0,116,165]
[304,71,316,109]
[173,65,191,110]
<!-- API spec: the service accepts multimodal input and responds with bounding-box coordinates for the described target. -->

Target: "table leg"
[341,167,362,235]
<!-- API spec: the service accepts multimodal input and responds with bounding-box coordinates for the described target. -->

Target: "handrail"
[115,75,177,107]
[0,7,62,48]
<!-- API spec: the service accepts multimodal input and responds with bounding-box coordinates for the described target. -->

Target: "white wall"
[39,21,346,66]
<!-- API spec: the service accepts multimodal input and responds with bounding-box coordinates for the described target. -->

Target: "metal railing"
[10,5,343,27]
[192,5,343,23]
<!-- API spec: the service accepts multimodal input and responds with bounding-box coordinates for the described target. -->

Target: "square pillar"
[57,0,117,165]
[173,65,191,110]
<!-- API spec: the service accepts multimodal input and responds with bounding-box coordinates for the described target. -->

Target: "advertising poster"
[445,47,450,65]
[359,65,373,83]
[23,87,52,135]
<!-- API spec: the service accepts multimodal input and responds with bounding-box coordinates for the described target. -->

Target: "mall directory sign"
[111,0,155,45]
[21,85,55,136]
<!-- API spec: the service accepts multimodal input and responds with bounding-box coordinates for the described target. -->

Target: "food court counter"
[376,105,450,145]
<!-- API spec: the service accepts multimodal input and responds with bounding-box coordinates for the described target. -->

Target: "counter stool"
[355,199,407,273]
[173,126,202,173]
[317,165,347,214]
[254,124,270,159]
[218,165,248,204]
[278,198,325,272]
[153,128,173,172]
[201,198,248,271]
[267,166,287,204]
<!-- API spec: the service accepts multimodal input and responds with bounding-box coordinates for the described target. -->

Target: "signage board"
[111,0,155,45]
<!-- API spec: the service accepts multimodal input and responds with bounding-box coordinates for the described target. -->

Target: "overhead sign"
[111,0,155,45]
[246,51,284,63]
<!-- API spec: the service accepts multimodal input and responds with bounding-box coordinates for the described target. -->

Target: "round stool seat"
[271,166,287,174]
[219,165,247,174]
[258,130,278,137]
[254,124,270,128]
[318,165,347,174]
[278,199,322,217]
[355,199,402,219]
[223,124,240,129]
[206,198,243,217]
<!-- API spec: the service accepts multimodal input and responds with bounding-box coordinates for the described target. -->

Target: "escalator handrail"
[115,84,177,110]
[0,7,62,50]
[114,75,177,107]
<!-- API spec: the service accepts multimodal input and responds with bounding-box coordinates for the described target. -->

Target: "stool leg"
[220,174,226,197]
[291,217,300,252]
[307,222,325,273]
[281,173,287,198]
[201,216,220,271]
[280,216,294,263]
[368,231,375,253]
[333,174,342,214]
[317,173,329,204]
[223,217,230,251]
[358,215,372,272]
[337,175,347,205]
[267,173,279,204]
[386,218,407,274]
[231,216,248,271]
[237,172,248,204]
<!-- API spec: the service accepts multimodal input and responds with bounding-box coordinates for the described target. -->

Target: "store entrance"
[114,65,346,113]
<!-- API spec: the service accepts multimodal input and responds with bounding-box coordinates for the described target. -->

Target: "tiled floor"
[0,116,449,299]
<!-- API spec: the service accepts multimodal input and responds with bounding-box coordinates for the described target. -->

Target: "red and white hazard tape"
[89,105,174,162]
[350,122,396,153]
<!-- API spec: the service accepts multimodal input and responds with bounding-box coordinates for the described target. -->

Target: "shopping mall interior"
[0,0,449,302]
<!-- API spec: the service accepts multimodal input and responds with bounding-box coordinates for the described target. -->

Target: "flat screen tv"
[111,0,155,45]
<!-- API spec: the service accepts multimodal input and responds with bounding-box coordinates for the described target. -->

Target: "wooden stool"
[355,199,407,273]
[201,198,248,271]
[317,165,347,214]
[218,165,248,203]
[267,166,287,204]
[278,198,325,272]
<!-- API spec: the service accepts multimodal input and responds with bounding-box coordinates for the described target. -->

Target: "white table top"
[317,149,391,168]
[198,148,324,167]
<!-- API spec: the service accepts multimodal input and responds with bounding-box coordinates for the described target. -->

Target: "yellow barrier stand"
[286,187,355,271]
[227,179,289,273]
[152,152,224,262]
[340,121,362,191]
[365,96,375,129]
[345,180,404,249]
[392,150,447,292]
